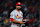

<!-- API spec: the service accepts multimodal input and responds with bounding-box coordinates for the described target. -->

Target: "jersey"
[10,9,23,27]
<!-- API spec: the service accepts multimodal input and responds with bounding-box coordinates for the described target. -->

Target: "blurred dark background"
[0,0,40,27]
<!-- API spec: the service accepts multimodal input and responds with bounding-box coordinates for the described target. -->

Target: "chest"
[14,11,23,21]
[15,11,22,16]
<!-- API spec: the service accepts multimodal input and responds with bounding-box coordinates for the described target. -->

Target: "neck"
[16,9,20,12]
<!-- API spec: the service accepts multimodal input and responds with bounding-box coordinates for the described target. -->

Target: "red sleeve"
[10,18,14,22]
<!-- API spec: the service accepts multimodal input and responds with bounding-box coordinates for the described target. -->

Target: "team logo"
[21,13,23,16]
[16,14,22,19]
[18,2,20,4]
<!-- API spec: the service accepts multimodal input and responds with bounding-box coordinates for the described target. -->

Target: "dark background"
[0,0,40,27]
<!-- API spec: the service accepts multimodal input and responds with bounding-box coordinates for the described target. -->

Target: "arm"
[10,18,24,24]
[10,12,24,24]
[13,19,24,24]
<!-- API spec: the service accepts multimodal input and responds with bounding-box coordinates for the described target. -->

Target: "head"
[16,2,22,10]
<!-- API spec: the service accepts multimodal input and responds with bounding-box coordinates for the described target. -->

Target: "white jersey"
[10,9,23,27]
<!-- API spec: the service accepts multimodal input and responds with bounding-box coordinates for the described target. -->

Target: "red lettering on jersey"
[17,25,19,26]
[21,13,23,16]
[10,18,14,22]
[17,14,18,16]
[13,24,14,25]
[16,12,17,13]
[10,15,13,17]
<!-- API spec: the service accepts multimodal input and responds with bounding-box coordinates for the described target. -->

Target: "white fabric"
[10,9,23,27]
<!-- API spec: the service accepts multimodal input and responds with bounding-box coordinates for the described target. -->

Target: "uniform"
[10,9,23,27]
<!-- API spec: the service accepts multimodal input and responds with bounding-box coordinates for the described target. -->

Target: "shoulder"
[10,9,16,14]
[20,11,23,13]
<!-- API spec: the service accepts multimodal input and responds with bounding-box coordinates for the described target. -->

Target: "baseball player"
[10,2,25,27]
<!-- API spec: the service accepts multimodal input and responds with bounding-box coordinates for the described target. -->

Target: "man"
[10,2,25,27]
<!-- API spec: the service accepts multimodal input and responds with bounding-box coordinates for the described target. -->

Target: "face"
[16,5,21,10]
